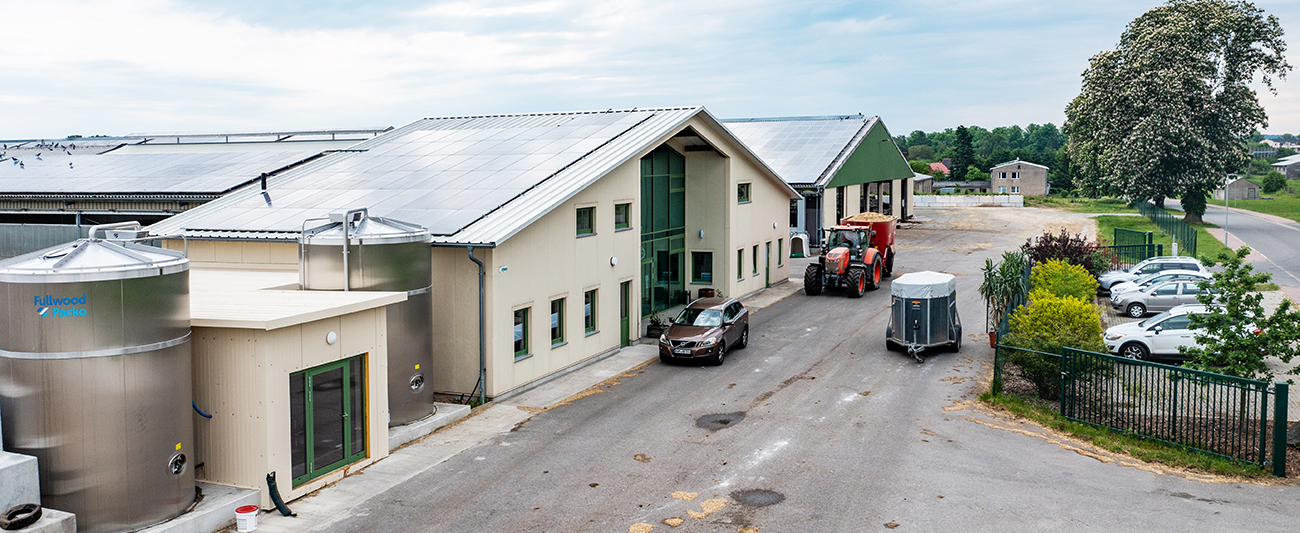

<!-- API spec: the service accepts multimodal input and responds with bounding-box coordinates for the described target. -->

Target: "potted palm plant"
[979,250,1030,347]
[645,312,670,339]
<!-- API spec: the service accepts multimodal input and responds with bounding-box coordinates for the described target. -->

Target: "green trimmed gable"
[826,120,913,188]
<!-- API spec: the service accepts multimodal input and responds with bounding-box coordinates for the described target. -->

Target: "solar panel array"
[0,148,325,194]
[168,110,657,236]
[722,117,870,186]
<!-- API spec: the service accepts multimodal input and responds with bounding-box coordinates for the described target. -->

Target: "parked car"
[1098,256,1208,291]
[1103,304,1260,362]
[1103,304,1210,362]
[1108,270,1211,296]
[1112,279,1217,318]
[658,298,749,365]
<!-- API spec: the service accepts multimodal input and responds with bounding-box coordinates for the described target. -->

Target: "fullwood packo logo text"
[34,295,88,318]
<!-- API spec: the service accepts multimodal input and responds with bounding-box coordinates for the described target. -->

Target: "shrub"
[1003,290,1105,400]
[1030,259,1098,302]
[909,160,929,174]
[1261,171,1286,194]
[1022,228,1109,278]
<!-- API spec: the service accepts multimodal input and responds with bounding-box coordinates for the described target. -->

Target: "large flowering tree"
[1064,0,1289,222]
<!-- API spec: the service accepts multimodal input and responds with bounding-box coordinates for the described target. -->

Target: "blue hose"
[192,401,212,419]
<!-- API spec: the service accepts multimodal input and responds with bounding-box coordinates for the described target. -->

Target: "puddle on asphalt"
[730,489,785,507]
[695,412,746,431]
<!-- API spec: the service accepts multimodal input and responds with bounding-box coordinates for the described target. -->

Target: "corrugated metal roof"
[152,107,798,247]
[0,143,337,195]
[720,115,875,187]
[1273,154,1300,166]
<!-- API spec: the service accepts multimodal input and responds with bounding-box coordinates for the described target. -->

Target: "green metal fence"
[992,343,1290,476]
[1114,227,1152,247]
[1105,243,1162,270]
[1137,201,1198,257]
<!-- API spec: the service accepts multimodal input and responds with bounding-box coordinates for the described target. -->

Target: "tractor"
[804,213,896,298]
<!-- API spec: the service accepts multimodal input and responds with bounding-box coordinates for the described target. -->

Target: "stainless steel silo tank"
[300,208,434,426]
[0,222,194,533]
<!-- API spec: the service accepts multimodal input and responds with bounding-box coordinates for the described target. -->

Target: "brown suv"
[658,298,749,366]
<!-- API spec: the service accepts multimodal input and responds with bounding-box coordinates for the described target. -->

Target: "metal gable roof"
[151,107,714,245]
[991,159,1049,170]
[720,115,876,187]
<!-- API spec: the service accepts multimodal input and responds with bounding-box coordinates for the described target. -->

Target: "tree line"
[893,123,1074,190]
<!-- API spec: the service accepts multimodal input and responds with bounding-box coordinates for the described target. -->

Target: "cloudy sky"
[3,0,1300,140]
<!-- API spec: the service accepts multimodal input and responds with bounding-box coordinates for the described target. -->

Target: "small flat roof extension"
[189,269,405,330]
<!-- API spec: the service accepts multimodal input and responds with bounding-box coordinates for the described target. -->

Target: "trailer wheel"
[948,325,962,352]
[846,267,866,298]
[804,264,824,295]
[866,255,882,291]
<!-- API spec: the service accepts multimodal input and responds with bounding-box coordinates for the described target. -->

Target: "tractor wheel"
[866,255,883,291]
[846,267,866,298]
[804,264,824,295]
[883,247,895,277]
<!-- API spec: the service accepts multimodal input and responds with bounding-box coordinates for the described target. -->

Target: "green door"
[291,355,367,486]
[620,281,632,347]
[765,241,771,287]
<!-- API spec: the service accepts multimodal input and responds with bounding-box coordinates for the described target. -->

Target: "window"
[1010,186,1020,193]
[692,251,713,283]
[737,249,744,280]
[752,245,759,275]
[1154,283,1179,296]
[998,186,1007,193]
[738,183,752,203]
[614,203,631,230]
[576,207,595,236]
[1160,315,1192,331]
[550,299,565,346]
[777,239,784,266]
[290,355,366,486]
[514,308,530,358]
[999,172,1007,179]
[583,290,597,334]
[1011,172,1020,180]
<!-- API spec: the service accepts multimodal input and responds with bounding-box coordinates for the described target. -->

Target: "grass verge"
[1207,179,1300,223]
[1026,196,1138,213]
[979,391,1269,478]
[1094,215,1228,260]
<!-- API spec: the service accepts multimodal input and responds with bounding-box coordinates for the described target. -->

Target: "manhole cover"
[730,489,784,507]
[695,412,746,431]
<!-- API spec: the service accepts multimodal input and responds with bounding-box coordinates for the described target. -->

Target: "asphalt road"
[330,208,1299,532]
[1169,199,1300,288]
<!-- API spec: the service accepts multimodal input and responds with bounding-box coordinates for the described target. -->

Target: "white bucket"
[235,505,259,532]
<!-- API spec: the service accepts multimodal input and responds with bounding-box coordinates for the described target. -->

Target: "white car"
[1097,257,1208,291]
[1103,304,1211,362]
[1108,270,1210,297]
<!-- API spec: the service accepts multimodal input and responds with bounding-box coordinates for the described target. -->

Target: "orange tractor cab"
[804,213,896,298]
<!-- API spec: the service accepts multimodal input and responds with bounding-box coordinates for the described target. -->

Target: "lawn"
[1207,179,1300,223]
[1026,196,1138,213]
[1094,215,1228,261]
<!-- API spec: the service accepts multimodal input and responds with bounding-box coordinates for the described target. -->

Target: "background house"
[1273,153,1300,180]
[989,159,1049,196]
[1214,176,1262,200]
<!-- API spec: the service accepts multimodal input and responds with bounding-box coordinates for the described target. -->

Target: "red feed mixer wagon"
[804,212,897,298]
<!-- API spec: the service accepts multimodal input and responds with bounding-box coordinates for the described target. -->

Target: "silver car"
[1108,270,1211,297]
[1097,257,1208,291]
[1112,280,1216,318]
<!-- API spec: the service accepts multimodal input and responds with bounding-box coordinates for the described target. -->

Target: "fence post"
[992,345,1003,396]
[1157,244,1163,257]
[1259,383,1271,468]
[1274,382,1289,477]
[1059,348,1071,418]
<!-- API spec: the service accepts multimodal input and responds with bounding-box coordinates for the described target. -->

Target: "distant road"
[1168,199,1300,288]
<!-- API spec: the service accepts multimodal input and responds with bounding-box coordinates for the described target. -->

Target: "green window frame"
[737,248,744,280]
[752,244,759,275]
[583,290,597,335]
[614,203,631,230]
[514,308,530,359]
[576,207,595,236]
[550,298,565,346]
[777,239,784,266]
[692,251,712,283]
[290,355,367,487]
[738,183,752,203]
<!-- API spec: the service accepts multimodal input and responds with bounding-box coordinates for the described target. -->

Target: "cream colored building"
[153,107,799,408]
[989,159,1049,197]
[187,269,403,508]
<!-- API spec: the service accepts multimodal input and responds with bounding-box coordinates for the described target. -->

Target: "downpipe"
[466,246,487,406]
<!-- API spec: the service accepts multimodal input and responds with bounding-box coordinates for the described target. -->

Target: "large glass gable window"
[641,145,686,317]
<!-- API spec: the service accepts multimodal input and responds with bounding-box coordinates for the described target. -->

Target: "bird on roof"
[69,162,74,169]
[35,153,42,160]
